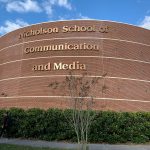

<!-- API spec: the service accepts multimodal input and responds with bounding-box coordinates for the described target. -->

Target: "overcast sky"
[0,0,150,36]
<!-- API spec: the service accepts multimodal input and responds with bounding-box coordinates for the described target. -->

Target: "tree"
[48,72,100,150]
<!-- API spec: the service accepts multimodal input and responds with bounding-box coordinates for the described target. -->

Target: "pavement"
[0,138,150,150]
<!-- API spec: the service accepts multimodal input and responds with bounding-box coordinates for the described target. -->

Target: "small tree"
[48,72,100,150]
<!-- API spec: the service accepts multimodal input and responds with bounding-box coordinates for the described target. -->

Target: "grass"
[0,144,72,150]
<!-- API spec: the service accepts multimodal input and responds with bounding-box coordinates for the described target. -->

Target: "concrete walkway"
[0,138,150,150]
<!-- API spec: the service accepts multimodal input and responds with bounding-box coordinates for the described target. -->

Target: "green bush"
[0,108,149,144]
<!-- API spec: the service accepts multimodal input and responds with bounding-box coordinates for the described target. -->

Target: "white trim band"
[0,75,150,83]
[0,96,150,103]
[0,55,150,66]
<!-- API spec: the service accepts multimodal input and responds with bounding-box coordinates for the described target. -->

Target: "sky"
[0,0,150,36]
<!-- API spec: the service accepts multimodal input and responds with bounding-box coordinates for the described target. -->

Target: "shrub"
[0,108,149,144]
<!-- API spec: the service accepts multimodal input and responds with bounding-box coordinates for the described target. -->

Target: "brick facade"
[0,20,150,111]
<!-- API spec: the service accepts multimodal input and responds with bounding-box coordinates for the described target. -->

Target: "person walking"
[0,112,10,137]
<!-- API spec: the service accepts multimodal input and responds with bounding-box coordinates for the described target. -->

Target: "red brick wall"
[0,20,150,111]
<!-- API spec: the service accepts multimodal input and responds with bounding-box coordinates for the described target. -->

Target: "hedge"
[0,108,150,144]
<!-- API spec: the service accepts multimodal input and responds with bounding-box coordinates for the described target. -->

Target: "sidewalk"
[0,138,150,150]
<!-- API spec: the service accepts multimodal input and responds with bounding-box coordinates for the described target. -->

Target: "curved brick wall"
[0,20,150,111]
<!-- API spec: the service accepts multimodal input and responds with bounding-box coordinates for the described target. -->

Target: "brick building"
[0,20,150,111]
